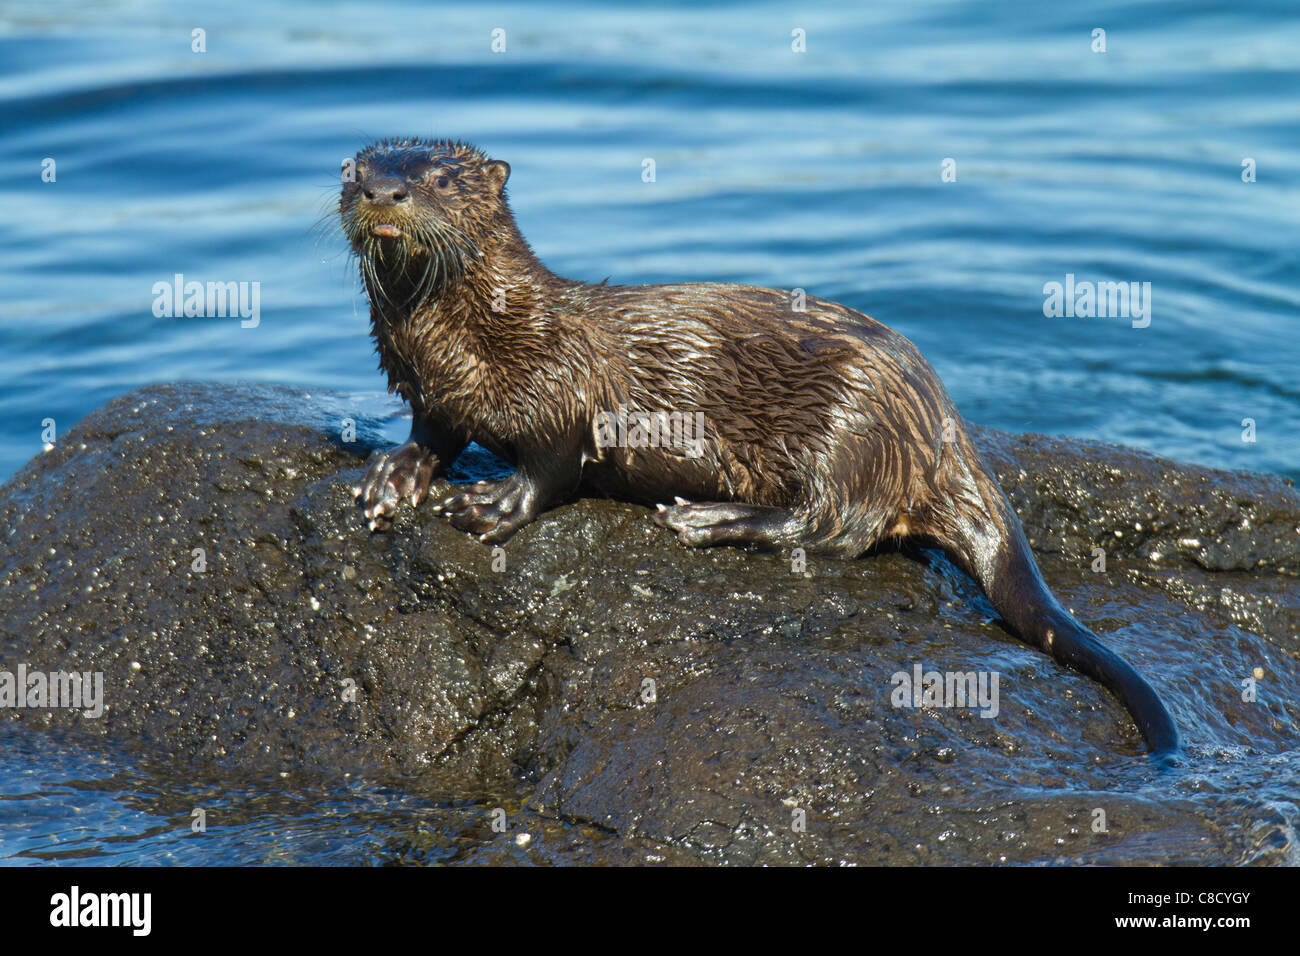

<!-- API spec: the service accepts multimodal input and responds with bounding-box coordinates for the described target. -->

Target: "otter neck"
[370,224,565,336]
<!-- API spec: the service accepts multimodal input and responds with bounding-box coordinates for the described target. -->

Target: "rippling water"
[1,0,1297,864]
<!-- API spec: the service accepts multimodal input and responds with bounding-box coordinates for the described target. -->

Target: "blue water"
[1,0,1297,864]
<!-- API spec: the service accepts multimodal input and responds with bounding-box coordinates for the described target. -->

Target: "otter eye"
[435,175,451,190]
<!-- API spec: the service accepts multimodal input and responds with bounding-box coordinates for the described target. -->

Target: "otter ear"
[484,160,511,194]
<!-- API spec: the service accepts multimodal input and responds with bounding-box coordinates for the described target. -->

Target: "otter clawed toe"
[653,501,780,548]
[442,473,540,543]
[652,501,719,545]
[355,439,437,531]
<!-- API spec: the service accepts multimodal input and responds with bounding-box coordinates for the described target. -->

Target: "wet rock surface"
[1,383,1297,865]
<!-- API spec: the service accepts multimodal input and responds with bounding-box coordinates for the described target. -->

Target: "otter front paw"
[354,440,438,531]
[435,474,539,544]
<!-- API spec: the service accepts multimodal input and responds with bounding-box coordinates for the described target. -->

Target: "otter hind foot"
[653,501,801,549]
[355,440,438,531]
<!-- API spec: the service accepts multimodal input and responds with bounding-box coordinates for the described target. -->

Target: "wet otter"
[341,137,1179,758]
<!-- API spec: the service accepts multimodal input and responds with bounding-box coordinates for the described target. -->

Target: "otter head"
[339,138,511,304]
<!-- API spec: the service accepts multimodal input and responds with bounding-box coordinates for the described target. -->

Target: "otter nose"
[361,176,410,206]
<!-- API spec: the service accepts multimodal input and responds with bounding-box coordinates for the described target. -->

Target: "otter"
[340,137,1179,758]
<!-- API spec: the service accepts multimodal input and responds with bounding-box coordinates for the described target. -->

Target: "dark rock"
[1,383,1296,865]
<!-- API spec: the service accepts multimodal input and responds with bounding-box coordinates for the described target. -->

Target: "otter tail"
[937,478,1180,759]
